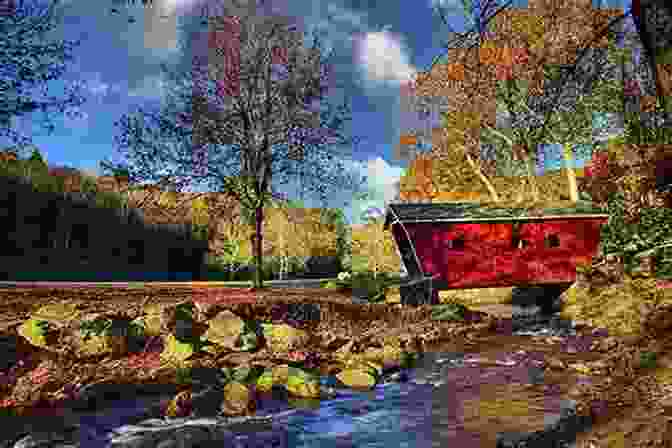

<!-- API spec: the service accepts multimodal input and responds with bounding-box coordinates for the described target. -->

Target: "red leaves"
[511,47,530,65]
[585,151,611,179]
[271,46,289,66]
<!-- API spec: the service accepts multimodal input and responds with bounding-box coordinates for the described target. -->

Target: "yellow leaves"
[510,14,545,50]
[157,191,178,208]
[433,191,482,202]
[190,196,210,226]
[351,220,401,274]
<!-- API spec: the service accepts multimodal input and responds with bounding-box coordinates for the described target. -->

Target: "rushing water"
[4,308,591,448]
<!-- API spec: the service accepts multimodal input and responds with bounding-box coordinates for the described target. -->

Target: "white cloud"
[142,0,179,52]
[355,28,418,88]
[348,156,404,224]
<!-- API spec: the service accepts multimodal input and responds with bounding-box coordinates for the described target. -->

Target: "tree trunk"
[522,153,540,202]
[464,151,500,202]
[253,204,265,289]
[563,143,579,202]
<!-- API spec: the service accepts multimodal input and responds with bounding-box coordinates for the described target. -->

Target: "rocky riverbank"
[1,280,672,447]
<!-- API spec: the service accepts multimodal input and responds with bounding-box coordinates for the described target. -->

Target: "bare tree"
[107,11,368,289]
[0,0,86,147]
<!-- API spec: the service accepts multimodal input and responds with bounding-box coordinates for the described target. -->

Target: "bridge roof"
[383,201,609,229]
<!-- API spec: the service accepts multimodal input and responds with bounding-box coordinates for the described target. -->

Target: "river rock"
[67,313,138,359]
[359,345,404,370]
[16,318,60,351]
[261,323,310,353]
[201,310,246,353]
[165,389,193,418]
[220,381,255,417]
[139,302,175,337]
[8,424,93,448]
[336,367,377,389]
[255,365,321,399]
[159,333,199,368]
[16,301,87,352]
[285,368,321,399]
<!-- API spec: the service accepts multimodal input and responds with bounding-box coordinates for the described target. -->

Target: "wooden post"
[575,270,590,288]
[639,255,656,277]
[604,253,624,283]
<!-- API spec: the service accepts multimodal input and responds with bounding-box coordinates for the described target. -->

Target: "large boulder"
[17,302,144,359]
[160,333,200,368]
[139,301,183,337]
[164,389,193,418]
[201,310,254,354]
[17,301,85,352]
[65,312,142,358]
[303,255,342,278]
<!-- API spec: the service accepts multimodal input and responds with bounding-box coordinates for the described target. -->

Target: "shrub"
[600,193,672,276]
[639,351,657,370]
[350,271,398,303]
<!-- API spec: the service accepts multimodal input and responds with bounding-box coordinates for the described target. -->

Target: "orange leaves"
[398,154,438,202]
[477,42,530,81]
[445,63,465,82]
[399,134,417,147]
[479,41,500,66]
[433,191,482,202]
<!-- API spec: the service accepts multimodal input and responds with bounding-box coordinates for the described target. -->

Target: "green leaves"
[431,302,468,321]
[79,318,113,338]
[175,367,193,385]
[639,351,657,370]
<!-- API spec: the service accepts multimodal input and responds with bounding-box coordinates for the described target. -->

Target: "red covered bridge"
[383,202,609,307]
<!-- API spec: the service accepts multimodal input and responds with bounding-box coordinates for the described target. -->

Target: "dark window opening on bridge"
[71,223,89,250]
[448,235,465,250]
[513,237,529,249]
[545,234,560,248]
[128,240,145,265]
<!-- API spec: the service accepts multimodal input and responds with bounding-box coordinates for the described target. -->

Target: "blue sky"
[3,0,633,225]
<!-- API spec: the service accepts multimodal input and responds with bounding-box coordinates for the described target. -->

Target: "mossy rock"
[431,303,468,321]
[17,318,58,349]
[69,315,143,358]
[345,360,384,379]
[255,365,320,399]
[220,365,266,385]
[160,334,198,368]
[358,345,404,369]
[285,367,320,399]
[322,281,340,289]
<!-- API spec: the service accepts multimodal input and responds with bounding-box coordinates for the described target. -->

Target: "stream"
[3,305,597,448]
